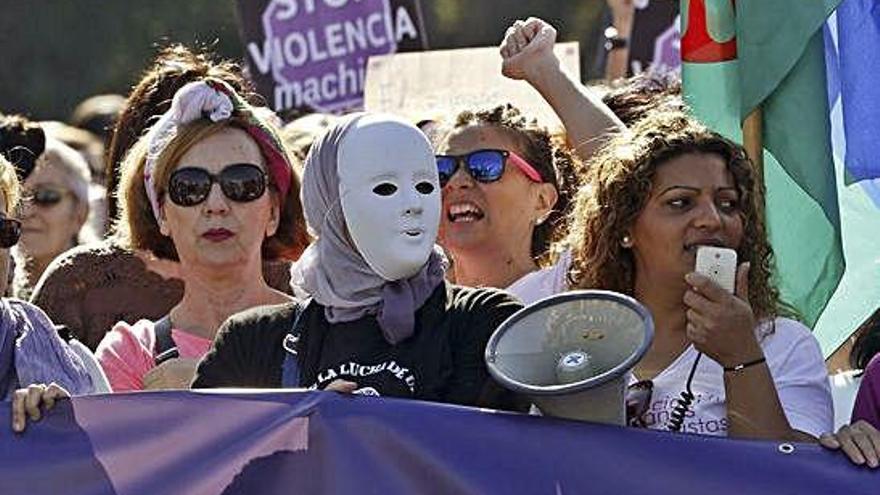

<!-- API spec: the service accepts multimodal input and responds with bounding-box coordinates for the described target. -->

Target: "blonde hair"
[0,155,21,212]
[38,138,92,205]
[115,117,309,261]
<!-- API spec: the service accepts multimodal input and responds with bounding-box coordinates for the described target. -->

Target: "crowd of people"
[2,15,880,475]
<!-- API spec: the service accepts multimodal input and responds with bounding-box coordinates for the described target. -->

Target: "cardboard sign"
[363,43,580,131]
[236,0,428,114]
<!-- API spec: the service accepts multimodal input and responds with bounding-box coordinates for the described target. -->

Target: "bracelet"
[723,357,766,373]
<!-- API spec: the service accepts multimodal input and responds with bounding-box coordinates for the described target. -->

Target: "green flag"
[680,0,844,330]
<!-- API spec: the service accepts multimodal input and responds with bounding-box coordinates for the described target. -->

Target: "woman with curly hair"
[566,108,832,441]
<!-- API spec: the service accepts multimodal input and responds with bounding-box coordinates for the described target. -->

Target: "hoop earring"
[535,214,550,226]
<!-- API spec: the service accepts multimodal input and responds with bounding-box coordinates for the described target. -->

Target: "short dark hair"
[850,308,880,371]
[70,94,126,141]
[0,114,46,181]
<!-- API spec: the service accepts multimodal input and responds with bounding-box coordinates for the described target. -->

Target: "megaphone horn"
[485,290,654,425]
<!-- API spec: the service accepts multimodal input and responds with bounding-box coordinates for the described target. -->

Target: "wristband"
[605,36,629,51]
[723,356,766,373]
[604,26,629,51]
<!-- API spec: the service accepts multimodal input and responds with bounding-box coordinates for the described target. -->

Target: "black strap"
[54,324,72,342]
[281,300,310,388]
[153,314,177,366]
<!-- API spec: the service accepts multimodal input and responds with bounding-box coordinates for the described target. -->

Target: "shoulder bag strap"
[281,300,311,388]
[153,314,177,366]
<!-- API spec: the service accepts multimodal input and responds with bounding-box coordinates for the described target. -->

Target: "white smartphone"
[695,246,737,293]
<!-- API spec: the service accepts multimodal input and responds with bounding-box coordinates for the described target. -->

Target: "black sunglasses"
[0,217,22,248]
[167,163,268,207]
[435,149,543,188]
[626,379,653,428]
[30,187,66,207]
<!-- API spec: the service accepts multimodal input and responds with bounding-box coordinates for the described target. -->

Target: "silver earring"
[621,235,633,248]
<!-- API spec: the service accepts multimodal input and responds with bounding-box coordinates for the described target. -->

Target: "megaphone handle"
[667,352,703,432]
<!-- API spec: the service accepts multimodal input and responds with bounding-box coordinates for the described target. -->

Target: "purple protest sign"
[619,0,680,76]
[237,0,427,115]
[652,16,681,74]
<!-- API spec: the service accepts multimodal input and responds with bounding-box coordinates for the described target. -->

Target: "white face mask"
[337,116,441,281]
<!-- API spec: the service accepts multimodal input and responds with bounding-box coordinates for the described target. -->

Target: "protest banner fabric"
[0,391,874,494]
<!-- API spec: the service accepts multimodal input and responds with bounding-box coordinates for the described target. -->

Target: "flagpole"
[743,108,764,180]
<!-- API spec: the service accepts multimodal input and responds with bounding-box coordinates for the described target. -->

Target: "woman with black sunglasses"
[15,138,91,298]
[92,78,309,392]
[29,46,296,352]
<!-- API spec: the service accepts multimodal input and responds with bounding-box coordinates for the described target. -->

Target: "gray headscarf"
[290,113,446,345]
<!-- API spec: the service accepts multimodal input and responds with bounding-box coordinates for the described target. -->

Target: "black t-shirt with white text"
[193,283,526,411]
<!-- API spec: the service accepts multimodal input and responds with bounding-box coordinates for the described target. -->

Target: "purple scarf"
[290,113,446,345]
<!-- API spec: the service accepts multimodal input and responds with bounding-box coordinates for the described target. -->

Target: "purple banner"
[237,0,427,115]
[0,390,875,494]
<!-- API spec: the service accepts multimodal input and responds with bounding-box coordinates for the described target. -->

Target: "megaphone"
[485,290,653,425]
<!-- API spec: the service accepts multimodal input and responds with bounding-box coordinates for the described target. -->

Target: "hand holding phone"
[694,246,737,294]
[686,248,759,368]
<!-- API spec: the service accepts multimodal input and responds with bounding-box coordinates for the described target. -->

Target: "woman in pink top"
[95,78,308,391]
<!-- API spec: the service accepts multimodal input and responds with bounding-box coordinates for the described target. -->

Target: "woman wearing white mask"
[194,114,525,410]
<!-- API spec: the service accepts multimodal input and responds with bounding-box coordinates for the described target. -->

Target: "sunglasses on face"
[0,217,21,248]
[167,163,268,207]
[435,149,543,188]
[29,187,67,207]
